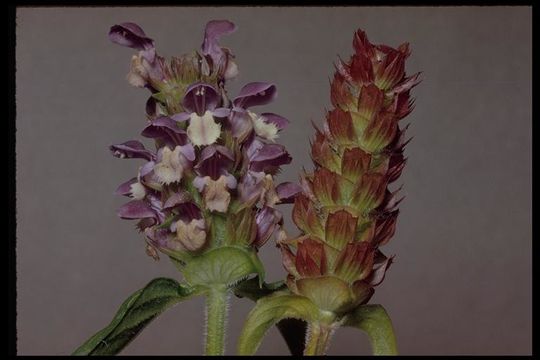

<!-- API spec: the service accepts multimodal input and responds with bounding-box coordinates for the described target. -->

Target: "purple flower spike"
[109,19,300,261]
[110,140,155,161]
[109,22,155,62]
[233,83,277,109]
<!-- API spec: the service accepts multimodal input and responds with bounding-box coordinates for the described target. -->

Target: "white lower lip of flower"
[129,182,147,200]
[187,110,221,146]
[248,111,279,141]
[154,146,184,184]
[197,175,236,213]
[127,54,149,88]
[175,219,207,251]
[224,60,239,79]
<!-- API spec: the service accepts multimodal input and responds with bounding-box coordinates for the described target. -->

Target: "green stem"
[205,286,229,355]
[304,321,335,356]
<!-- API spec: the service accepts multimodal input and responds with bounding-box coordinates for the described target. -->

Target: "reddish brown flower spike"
[281,28,419,313]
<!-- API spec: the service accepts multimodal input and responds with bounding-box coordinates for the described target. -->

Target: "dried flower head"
[280,29,420,314]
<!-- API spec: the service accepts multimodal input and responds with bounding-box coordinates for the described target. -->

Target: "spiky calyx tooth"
[281,28,420,314]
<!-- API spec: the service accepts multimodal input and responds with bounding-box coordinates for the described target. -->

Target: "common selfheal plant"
[74,20,301,356]
[238,29,420,355]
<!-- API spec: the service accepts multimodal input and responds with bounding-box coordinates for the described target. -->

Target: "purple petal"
[198,144,235,163]
[115,177,138,196]
[109,22,155,61]
[139,161,155,177]
[250,144,292,173]
[179,143,196,162]
[224,173,238,189]
[163,192,191,210]
[146,96,159,116]
[238,170,266,204]
[228,109,253,140]
[175,202,203,222]
[193,176,207,192]
[195,145,235,179]
[201,20,236,65]
[253,206,283,248]
[141,116,187,145]
[182,83,219,115]
[246,136,265,160]
[146,193,166,223]
[212,107,231,118]
[110,140,154,161]
[276,182,303,204]
[117,200,156,220]
[170,112,191,122]
[260,112,289,130]
[233,82,277,109]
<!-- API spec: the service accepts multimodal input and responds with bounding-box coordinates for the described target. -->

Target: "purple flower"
[109,22,155,60]
[117,193,165,230]
[238,171,300,208]
[108,22,164,88]
[153,144,195,185]
[245,137,292,174]
[228,83,289,143]
[172,83,231,146]
[276,182,303,204]
[110,140,155,161]
[233,82,277,109]
[201,20,238,80]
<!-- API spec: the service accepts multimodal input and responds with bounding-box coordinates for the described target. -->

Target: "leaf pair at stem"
[73,276,397,356]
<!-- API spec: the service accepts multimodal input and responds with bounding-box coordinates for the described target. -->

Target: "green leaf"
[73,278,197,355]
[237,293,320,355]
[344,304,398,355]
[182,246,265,288]
[234,277,306,355]
[233,276,285,301]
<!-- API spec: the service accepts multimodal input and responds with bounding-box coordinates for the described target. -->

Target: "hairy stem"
[204,286,229,355]
[304,321,335,356]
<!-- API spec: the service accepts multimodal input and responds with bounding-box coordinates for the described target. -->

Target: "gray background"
[16,6,532,355]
